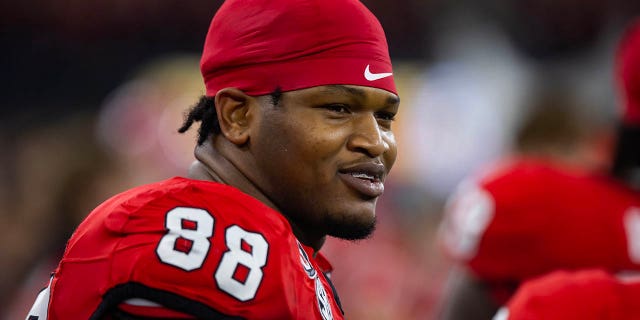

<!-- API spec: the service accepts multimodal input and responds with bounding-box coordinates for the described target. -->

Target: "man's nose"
[346,113,387,157]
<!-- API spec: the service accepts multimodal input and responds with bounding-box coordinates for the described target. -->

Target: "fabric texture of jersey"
[27,177,344,320]
[496,269,640,320]
[440,157,640,303]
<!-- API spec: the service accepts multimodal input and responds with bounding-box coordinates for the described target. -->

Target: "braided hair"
[179,87,282,145]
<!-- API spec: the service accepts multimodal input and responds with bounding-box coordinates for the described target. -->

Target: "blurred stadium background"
[2,1,640,319]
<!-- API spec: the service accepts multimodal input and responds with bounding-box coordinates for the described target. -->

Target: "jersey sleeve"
[440,175,551,282]
[441,160,640,310]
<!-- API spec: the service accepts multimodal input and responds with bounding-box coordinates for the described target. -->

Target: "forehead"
[284,85,400,106]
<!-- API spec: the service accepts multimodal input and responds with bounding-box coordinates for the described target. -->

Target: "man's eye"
[375,111,396,121]
[323,104,350,113]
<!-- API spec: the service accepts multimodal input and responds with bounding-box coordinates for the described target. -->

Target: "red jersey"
[440,158,640,303]
[26,177,344,320]
[495,269,640,320]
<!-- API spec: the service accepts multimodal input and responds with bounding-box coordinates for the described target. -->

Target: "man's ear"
[214,88,254,145]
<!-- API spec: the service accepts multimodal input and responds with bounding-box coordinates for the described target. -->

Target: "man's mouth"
[338,163,386,198]
[349,172,381,182]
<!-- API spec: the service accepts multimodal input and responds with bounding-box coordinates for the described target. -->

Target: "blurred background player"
[492,17,640,320]
[438,18,640,320]
[613,18,640,189]
[23,0,400,319]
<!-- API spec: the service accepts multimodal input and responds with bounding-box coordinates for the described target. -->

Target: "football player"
[492,18,640,320]
[25,0,400,319]
[438,18,640,320]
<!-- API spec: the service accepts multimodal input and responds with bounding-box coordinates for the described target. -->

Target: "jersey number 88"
[156,207,269,301]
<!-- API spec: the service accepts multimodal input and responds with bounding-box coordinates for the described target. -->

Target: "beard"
[324,214,377,241]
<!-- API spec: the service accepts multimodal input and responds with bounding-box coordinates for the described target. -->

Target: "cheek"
[383,131,398,168]
[282,120,346,165]
[258,121,330,174]
[310,129,349,161]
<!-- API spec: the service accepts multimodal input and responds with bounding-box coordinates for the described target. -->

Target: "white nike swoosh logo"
[364,64,393,81]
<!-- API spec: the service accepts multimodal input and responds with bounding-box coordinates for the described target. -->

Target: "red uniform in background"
[26,177,343,320]
[494,269,640,320]
[440,157,640,303]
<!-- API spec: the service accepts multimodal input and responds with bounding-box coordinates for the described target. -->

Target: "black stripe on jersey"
[89,282,244,320]
[323,272,344,315]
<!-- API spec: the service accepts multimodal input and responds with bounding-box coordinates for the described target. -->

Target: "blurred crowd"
[2,1,640,319]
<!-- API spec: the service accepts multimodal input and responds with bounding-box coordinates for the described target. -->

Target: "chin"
[325,213,377,241]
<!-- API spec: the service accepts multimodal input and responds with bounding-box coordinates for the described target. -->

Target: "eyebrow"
[323,85,400,105]
[324,85,366,97]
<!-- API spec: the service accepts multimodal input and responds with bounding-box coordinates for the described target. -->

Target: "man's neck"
[188,138,326,253]
[189,140,273,207]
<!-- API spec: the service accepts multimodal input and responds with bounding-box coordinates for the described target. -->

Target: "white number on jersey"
[156,207,214,271]
[441,183,495,260]
[215,226,268,301]
[156,207,269,301]
[25,276,53,320]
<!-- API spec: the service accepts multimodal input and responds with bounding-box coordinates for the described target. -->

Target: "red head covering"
[200,0,397,97]
[617,18,640,126]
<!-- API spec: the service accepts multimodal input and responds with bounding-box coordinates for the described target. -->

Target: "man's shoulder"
[475,157,639,211]
[66,177,291,257]
[442,157,640,282]
[478,158,582,194]
[95,177,286,228]
[102,177,272,212]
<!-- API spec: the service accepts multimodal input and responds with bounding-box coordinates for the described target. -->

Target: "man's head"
[514,88,616,173]
[180,0,399,242]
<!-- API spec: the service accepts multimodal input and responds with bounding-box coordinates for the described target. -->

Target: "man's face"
[249,85,399,240]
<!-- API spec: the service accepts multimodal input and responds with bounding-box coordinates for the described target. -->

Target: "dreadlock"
[178,96,218,145]
[178,88,283,145]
